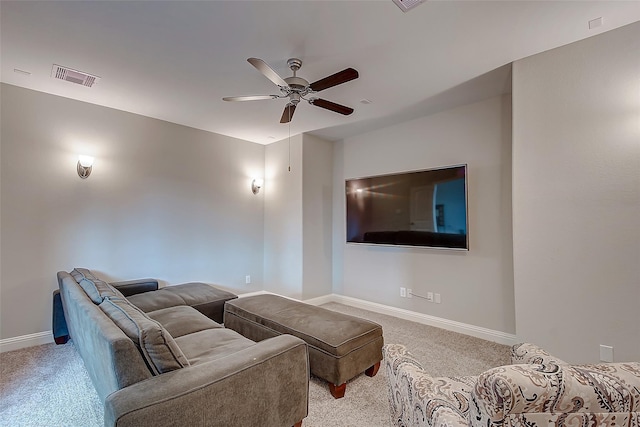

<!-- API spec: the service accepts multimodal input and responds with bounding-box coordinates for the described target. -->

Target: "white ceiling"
[2,1,639,145]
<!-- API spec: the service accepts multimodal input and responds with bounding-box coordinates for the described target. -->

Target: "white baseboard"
[236,290,271,298]
[301,294,335,306]
[0,331,54,353]
[306,293,518,346]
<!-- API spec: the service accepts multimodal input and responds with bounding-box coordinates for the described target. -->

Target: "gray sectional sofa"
[57,269,309,427]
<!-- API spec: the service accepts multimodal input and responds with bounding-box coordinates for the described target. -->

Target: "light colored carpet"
[0,302,510,426]
[0,341,102,426]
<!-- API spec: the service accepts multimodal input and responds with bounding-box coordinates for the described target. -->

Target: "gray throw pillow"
[71,268,124,304]
[100,296,190,375]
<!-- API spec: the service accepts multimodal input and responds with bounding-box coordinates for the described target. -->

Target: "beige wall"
[333,95,515,334]
[263,135,304,298]
[302,134,334,300]
[512,22,640,362]
[263,133,334,300]
[0,84,265,340]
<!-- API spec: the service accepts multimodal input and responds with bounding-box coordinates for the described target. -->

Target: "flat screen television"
[345,164,468,250]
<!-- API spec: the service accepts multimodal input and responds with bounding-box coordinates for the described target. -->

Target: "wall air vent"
[51,64,101,87]
[392,0,426,13]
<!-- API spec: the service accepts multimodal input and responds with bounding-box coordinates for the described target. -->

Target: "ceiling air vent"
[392,0,426,13]
[51,64,101,87]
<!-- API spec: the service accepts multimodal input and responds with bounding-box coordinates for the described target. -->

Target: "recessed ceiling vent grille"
[392,0,426,13]
[51,64,101,87]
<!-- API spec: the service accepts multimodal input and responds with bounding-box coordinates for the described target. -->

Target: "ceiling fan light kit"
[223,57,359,123]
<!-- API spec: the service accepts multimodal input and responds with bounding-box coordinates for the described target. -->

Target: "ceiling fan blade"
[311,98,354,116]
[223,95,278,102]
[280,104,296,123]
[247,58,289,88]
[309,68,359,92]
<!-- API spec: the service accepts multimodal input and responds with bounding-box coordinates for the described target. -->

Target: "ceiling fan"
[223,57,359,123]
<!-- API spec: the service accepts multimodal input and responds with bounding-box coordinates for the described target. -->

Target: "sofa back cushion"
[100,297,190,375]
[71,268,124,304]
[510,342,568,365]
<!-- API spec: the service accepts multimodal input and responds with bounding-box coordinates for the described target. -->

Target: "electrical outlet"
[400,287,406,298]
[245,275,251,284]
[407,289,413,298]
[435,293,441,304]
[600,345,614,362]
[427,292,434,302]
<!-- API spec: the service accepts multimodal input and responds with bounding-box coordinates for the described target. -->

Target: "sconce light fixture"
[77,155,94,179]
[251,178,263,195]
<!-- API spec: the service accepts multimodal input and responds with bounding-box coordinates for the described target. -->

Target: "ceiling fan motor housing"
[284,76,309,91]
[223,56,358,122]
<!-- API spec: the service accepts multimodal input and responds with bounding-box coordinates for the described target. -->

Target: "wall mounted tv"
[346,165,468,250]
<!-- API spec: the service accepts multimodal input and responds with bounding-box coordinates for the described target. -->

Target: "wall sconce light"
[251,178,263,195]
[77,155,94,179]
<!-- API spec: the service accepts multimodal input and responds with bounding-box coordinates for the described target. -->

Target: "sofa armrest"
[471,362,640,427]
[104,334,309,427]
[383,344,474,427]
[109,279,159,297]
[510,342,567,365]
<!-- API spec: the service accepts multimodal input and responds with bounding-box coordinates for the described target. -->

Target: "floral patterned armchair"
[383,342,640,427]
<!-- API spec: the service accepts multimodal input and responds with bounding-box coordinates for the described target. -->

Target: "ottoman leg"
[365,361,380,377]
[328,382,346,399]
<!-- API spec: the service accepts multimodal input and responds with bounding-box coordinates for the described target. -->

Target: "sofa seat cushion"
[71,268,124,304]
[147,306,222,338]
[174,328,256,366]
[126,282,237,324]
[127,289,185,312]
[99,297,190,375]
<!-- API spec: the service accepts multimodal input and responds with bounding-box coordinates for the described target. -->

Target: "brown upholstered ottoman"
[224,294,383,398]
